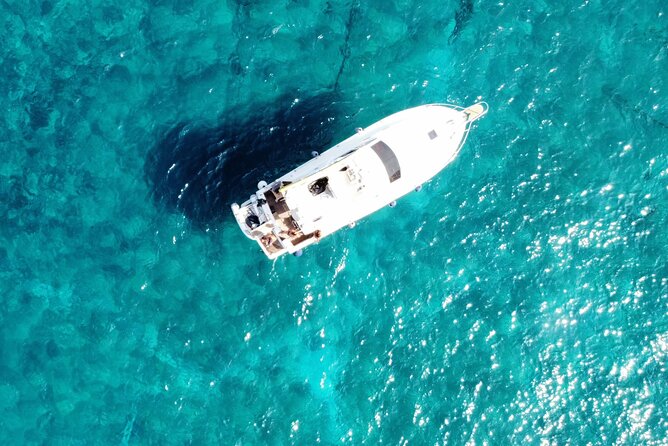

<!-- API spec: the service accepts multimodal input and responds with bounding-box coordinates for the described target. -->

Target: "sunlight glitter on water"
[2,0,667,443]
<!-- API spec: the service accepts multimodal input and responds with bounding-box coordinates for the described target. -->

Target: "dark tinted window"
[371,141,401,182]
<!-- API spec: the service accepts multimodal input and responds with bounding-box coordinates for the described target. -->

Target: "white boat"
[231,102,488,259]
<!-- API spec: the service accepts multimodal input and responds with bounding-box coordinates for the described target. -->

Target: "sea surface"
[1,0,667,444]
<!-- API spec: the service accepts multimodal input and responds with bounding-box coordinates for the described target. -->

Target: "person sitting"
[260,234,274,247]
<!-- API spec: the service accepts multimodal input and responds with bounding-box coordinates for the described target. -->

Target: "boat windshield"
[370,141,401,182]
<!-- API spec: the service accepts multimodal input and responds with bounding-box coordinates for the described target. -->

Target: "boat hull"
[231,102,487,259]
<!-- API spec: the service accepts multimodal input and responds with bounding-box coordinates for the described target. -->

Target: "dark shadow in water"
[333,1,360,91]
[602,85,668,130]
[145,91,343,226]
[448,0,473,44]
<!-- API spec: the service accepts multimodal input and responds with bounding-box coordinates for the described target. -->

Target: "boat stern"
[231,185,314,259]
[231,195,291,259]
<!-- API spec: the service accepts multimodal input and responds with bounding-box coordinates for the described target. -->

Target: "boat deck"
[231,102,488,259]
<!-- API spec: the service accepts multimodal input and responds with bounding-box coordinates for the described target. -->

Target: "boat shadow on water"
[145,91,344,227]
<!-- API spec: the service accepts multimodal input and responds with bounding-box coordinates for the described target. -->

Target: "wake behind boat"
[231,102,488,259]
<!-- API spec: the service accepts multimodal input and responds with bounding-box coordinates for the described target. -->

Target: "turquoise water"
[2,0,667,443]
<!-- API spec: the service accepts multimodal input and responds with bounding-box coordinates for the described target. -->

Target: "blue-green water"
[2,0,667,443]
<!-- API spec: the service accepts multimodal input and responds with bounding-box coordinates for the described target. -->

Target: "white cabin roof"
[280,105,468,234]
